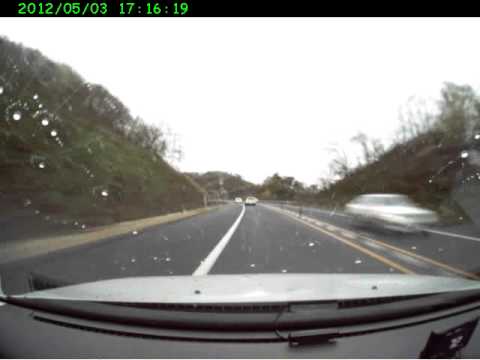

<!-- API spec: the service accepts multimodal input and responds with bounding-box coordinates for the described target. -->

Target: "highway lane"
[272,203,480,278]
[1,201,480,296]
[0,205,243,294]
[210,204,404,275]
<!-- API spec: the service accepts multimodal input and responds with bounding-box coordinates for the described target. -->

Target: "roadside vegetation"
[0,36,205,236]
[256,83,480,223]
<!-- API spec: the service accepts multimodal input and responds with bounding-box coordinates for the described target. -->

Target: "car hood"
[3,274,480,304]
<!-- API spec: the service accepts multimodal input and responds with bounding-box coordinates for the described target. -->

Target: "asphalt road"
[2,202,480,294]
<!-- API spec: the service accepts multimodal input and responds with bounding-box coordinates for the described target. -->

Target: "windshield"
[1,19,480,304]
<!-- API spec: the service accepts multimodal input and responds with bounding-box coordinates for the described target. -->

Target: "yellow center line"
[265,205,416,275]
[361,235,480,280]
[264,204,480,281]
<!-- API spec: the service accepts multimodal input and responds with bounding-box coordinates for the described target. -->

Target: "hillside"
[186,171,258,200]
[0,36,205,237]
[315,83,480,224]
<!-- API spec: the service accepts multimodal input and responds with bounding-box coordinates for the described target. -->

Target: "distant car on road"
[234,197,243,204]
[344,193,438,233]
[245,196,258,206]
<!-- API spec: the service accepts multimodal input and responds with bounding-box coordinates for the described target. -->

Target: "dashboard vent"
[103,301,286,313]
[337,295,425,309]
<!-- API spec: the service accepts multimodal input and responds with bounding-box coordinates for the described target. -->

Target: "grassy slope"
[317,130,473,223]
[0,37,204,229]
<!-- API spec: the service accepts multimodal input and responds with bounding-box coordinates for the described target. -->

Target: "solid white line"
[193,205,246,276]
[424,228,480,242]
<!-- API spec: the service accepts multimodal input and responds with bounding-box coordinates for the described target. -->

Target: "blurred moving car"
[345,193,439,232]
[234,197,243,204]
[245,196,258,206]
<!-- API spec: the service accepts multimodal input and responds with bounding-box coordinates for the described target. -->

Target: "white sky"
[1,18,480,185]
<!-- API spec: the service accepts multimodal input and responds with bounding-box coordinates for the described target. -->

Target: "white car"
[344,193,438,233]
[244,196,258,206]
[234,197,243,204]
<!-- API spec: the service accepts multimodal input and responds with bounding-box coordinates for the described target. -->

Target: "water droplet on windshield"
[33,94,38,100]
[153,256,158,261]
[165,257,171,262]
[281,269,288,273]
[131,258,136,263]
[101,190,109,197]
[475,134,480,140]
[23,199,32,207]
[132,230,138,235]
[354,259,362,265]
[250,263,256,268]
[120,266,126,271]
[34,210,40,215]
[162,235,169,241]
[38,162,45,169]
[461,151,469,159]
[0,86,4,95]
[411,246,417,250]
[41,119,49,126]
[81,224,86,229]
[50,130,57,137]
[308,242,315,247]
[12,111,21,121]
[38,104,43,109]
[428,179,433,184]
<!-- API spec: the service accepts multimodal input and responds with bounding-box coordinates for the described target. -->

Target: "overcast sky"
[1,18,480,185]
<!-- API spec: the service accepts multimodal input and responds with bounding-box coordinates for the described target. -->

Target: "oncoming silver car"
[345,193,439,233]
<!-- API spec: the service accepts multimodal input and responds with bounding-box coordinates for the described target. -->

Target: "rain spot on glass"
[38,104,43,109]
[50,130,57,137]
[33,94,39,100]
[354,259,362,265]
[81,224,86,229]
[411,246,417,250]
[459,216,463,221]
[162,235,169,241]
[44,215,50,221]
[308,242,315,247]
[475,134,480,140]
[461,151,469,159]
[41,119,49,126]
[428,179,433,184]
[153,256,158,261]
[74,221,79,226]
[101,190,109,197]
[281,269,288,273]
[34,210,40,215]
[38,162,45,169]
[131,258,136,263]
[0,86,4,95]
[250,263,256,268]
[120,266,126,271]
[165,257,171,262]
[132,230,138,235]
[23,199,32,207]
[12,111,21,121]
